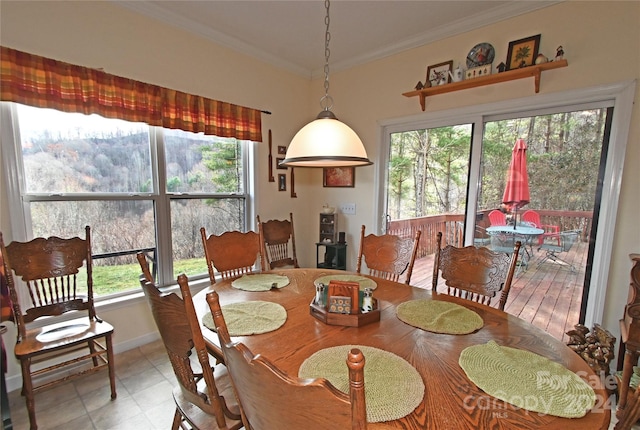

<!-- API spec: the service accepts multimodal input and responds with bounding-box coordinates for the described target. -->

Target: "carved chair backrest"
[200,228,262,283]
[432,231,520,310]
[206,290,368,430]
[257,213,299,269]
[1,226,95,339]
[140,273,232,428]
[356,225,421,285]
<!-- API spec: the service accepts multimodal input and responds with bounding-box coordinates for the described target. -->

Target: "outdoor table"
[487,224,544,263]
[192,268,610,430]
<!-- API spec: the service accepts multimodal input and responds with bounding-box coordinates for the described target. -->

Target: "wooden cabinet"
[403,60,568,111]
[316,242,347,271]
[319,213,338,243]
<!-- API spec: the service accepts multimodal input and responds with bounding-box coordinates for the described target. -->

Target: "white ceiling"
[114,0,559,78]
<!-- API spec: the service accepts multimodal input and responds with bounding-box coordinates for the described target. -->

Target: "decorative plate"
[466,43,495,69]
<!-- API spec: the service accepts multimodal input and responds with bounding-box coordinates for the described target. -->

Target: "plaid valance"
[0,46,262,141]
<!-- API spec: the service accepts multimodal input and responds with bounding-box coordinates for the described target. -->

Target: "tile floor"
[7,339,178,430]
[4,338,634,430]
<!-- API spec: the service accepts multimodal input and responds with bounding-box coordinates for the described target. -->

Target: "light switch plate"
[340,203,356,215]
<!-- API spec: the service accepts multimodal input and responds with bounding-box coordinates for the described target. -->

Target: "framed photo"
[506,34,541,70]
[426,60,453,86]
[278,174,286,191]
[323,167,355,188]
[276,157,287,170]
[277,145,287,155]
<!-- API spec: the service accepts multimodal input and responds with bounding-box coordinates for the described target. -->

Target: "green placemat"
[459,340,596,418]
[314,274,377,291]
[202,301,287,336]
[299,345,424,423]
[396,299,483,334]
[231,274,290,291]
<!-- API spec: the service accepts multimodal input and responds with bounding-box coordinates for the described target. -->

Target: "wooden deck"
[410,239,589,342]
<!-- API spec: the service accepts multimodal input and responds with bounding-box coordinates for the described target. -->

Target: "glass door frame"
[375,81,635,327]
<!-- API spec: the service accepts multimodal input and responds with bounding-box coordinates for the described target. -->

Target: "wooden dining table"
[192,268,611,430]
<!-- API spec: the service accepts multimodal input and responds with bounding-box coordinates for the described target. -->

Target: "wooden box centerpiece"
[309,280,380,327]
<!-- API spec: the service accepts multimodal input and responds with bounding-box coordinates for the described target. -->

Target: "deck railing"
[387,210,593,259]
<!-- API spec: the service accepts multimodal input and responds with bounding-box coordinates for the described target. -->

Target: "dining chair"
[200,227,263,283]
[139,267,243,430]
[356,225,421,285]
[488,209,507,226]
[256,213,299,269]
[521,209,560,245]
[0,227,116,430]
[205,289,368,430]
[432,231,521,310]
[537,230,581,272]
[614,386,640,430]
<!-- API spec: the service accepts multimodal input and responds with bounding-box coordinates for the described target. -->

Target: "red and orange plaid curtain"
[0,46,262,141]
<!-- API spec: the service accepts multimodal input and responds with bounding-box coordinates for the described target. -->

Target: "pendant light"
[280,0,372,168]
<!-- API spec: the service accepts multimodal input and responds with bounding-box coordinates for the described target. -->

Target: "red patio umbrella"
[502,138,530,229]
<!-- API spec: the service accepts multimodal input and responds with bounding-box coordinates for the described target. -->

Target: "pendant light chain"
[321,0,333,111]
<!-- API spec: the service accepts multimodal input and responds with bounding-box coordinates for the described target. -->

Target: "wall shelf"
[403,60,568,111]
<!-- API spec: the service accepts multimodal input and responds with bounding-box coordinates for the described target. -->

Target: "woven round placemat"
[313,274,377,291]
[231,274,290,291]
[396,299,483,334]
[202,301,287,336]
[298,345,424,423]
[459,340,596,418]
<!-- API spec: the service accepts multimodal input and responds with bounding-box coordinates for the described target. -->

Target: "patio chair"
[521,210,560,246]
[356,225,421,285]
[537,230,581,272]
[205,289,368,430]
[488,210,507,226]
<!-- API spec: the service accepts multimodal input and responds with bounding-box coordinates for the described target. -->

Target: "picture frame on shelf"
[323,167,355,188]
[276,157,287,170]
[278,174,286,191]
[426,60,453,86]
[506,34,541,70]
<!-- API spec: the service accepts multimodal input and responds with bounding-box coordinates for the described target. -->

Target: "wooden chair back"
[488,210,507,226]
[3,226,96,333]
[257,213,299,269]
[136,252,154,284]
[432,231,521,310]
[206,289,367,430]
[140,271,242,430]
[1,227,116,430]
[356,225,421,285]
[200,228,262,283]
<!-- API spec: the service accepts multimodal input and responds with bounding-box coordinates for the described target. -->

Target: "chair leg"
[106,333,117,400]
[20,358,37,430]
[171,408,182,430]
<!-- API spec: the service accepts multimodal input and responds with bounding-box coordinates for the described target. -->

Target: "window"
[2,102,255,297]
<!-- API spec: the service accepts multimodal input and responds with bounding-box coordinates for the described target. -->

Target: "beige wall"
[1,1,638,387]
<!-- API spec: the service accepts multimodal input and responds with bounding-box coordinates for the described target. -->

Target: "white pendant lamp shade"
[282,111,372,167]
[280,0,373,168]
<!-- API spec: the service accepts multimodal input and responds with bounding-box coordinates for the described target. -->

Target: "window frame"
[1,102,257,299]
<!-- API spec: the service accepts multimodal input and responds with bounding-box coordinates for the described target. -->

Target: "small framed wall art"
[426,60,453,86]
[278,145,287,155]
[323,167,355,188]
[276,157,287,170]
[278,174,286,191]
[506,34,541,70]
